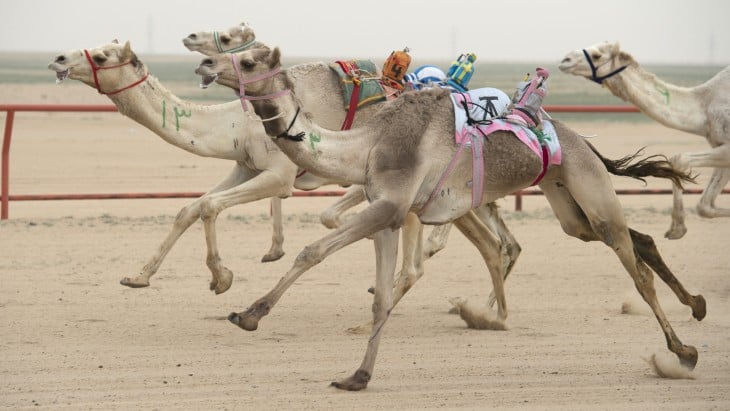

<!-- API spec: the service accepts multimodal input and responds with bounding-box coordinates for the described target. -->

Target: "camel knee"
[199,199,220,222]
[175,203,202,225]
[696,202,715,218]
[558,221,597,242]
[294,244,325,267]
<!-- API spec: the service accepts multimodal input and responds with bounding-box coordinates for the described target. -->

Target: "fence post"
[2,110,15,220]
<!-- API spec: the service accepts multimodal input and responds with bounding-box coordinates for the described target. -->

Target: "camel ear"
[269,47,281,68]
[121,41,132,60]
[610,41,620,55]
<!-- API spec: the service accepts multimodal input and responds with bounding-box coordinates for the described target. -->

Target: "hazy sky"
[2,0,728,65]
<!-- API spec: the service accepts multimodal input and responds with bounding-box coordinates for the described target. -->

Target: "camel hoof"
[120,277,150,288]
[691,295,707,321]
[367,286,375,294]
[346,322,373,335]
[664,225,687,240]
[227,312,258,331]
[211,267,234,295]
[330,369,371,391]
[678,345,698,370]
[261,250,284,263]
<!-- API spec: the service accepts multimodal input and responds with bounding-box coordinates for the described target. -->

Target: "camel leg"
[452,210,508,321]
[261,197,285,262]
[320,185,366,229]
[228,198,409,331]
[666,145,730,239]
[332,227,399,391]
[120,164,255,289]
[422,223,452,258]
[697,168,730,218]
[666,181,688,239]
[390,213,424,306]
[628,229,706,320]
[541,175,698,369]
[200,169,293,294]
[472,203,522,307]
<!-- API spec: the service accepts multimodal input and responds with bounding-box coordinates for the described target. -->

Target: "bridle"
[213,31,257,53]
[228,54,304,142]
[83,49,149,95]
[229,53,290,112]
[582,49,627,84]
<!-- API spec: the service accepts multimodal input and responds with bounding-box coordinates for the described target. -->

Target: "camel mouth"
[199,73,218,89]
[54,68,69,84]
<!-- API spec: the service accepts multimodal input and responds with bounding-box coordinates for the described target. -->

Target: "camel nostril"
[202,58,214,66]
[55,55,66,63]
[560,57,570,64]
[187,33,197,40]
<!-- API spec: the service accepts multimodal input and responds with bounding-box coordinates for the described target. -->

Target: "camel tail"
[586,141,696,189]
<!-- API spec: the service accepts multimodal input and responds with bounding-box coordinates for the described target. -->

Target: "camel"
[559,41,730,239]
[199,46,705,390]
[182,22,265,55]
[46,40,360,293]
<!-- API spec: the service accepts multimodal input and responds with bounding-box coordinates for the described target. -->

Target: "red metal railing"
[2,104,726,219]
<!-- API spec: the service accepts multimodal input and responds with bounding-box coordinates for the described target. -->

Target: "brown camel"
[559,41,730,239]
[198,47,705,390]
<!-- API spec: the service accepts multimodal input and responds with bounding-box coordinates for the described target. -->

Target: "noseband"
[582,49,627,84]
[229,53,290,112]
[83,49,149,95]
[213,31,257,53]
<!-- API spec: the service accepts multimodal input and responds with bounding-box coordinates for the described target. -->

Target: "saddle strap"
[530,144,550,186]
[470,135,484,208]
[336,61,362,131]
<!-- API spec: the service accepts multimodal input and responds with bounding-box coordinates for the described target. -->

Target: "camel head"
[183,22,259,56]
[195,46,281,96]
[48,40,147,94]
[558,41,634,84]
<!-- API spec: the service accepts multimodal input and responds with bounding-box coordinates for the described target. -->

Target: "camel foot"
[346,321,373,335]
[367,286,375,294]
[227,300,271,331]
[664,224,687,240]
[209,266,234,295]
[691,295,707,321]
[120,276,150,288]
[676,345,699,370]
[330,369,371,391]
[261,250,284,263]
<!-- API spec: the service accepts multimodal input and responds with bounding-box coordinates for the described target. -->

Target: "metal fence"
[2,104,725,219]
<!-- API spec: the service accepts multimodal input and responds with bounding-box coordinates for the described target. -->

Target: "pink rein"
[230,53,290,112]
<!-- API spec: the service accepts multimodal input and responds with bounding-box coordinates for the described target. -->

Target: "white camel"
[183,22,265,55]
[200,46,705,390]
[47,40,355,293]
[559,41,730,239]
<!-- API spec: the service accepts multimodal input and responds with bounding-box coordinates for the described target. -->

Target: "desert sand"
[1,83,728,410]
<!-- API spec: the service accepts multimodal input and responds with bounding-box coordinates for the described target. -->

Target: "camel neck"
[255,96,369,185]
[603,64,706,136]
[105,75,257,159]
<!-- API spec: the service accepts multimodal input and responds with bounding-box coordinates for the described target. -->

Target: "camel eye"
[93,55,107,64]
[241,60,255,70]
[220,35,231,44]
[591,53,601,60]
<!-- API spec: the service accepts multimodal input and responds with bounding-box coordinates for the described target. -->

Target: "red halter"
[83,49,149,95]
